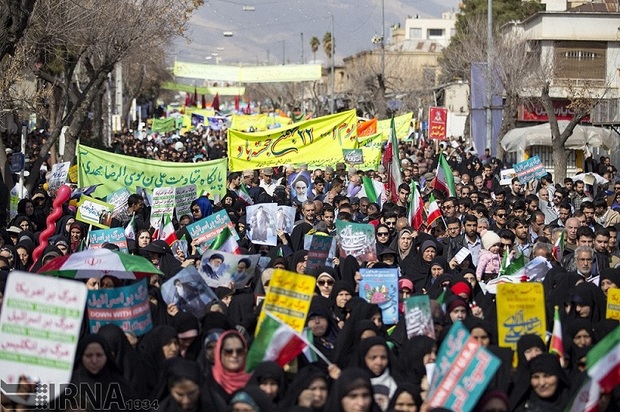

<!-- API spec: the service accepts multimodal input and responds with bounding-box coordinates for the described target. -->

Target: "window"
[409,28,422,39]
[554,41,606,80]
[427,28,444,38]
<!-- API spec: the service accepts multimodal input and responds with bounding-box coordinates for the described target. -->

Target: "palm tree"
[322,32,333,60]
[309,36,320,62]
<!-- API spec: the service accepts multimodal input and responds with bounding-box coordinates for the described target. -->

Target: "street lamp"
[486,0,493,154]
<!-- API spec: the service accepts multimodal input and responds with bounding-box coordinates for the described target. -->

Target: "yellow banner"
[257,269,315,334]
[229,114,292,132]
[377,112,413,141]
[606,288,620,321]
[174,61,322,83]
[496,283,546,353]
[356,132,383,170]
[227,110,358,171]
[77,144,227,199]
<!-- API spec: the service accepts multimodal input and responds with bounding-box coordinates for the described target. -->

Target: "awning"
[501,120,619,152]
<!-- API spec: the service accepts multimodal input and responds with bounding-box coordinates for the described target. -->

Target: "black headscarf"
[247,360,287,402]
[97,324,150,398]
[68,334,134,412]
[279,365,329,410]
[395,335,435,385]
[323,367,381,412]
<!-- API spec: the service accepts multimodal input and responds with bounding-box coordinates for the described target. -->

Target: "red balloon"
[31,184,72,267]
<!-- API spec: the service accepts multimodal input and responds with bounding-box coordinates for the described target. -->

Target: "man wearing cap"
[242,169,254,189]
[260,167,277,196]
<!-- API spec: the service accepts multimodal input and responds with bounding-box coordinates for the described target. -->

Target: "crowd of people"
[0,124,619,412]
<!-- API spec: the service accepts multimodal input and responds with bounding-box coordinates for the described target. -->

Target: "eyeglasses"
[222,347,245,356]
[496,214,507,218]
[385,221,396,226]
[554,195,563,200]
[377,232,389,237]
[317,279,334,286]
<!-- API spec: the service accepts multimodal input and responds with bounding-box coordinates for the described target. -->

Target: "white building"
[404,11,457,48]
[503,2,620,171]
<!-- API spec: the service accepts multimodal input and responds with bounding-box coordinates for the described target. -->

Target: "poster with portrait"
[161,266,218,319]
[288,171,313,203]
[335,220,377,261]
[246,203,278,246]
[276,205,296,234]
[198,249,261,288]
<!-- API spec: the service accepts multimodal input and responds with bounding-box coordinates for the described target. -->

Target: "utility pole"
[300,32,304,64]
[330,14,335,114]
[381,0,385,84]
[486,0,493,154]
[282,40,286,65]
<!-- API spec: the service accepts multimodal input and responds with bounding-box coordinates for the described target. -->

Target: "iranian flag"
[238,185,254,205]
[246,312,307,372]
[567,325,620,411]
[427,193,441,227]
[362,176,385,206]
[159,214,178,245]
[566,376,600,412]
[586,325,620,393]
[552,230,564,262]
[209,226,240,254]
[382,117,402,202]
[125,214,136,241]
[549,305,565,361]
[408,181,424,230]
[434,153,456,197]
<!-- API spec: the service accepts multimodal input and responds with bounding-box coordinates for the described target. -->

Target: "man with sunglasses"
[490,206,509,232]
[381,211,399,237]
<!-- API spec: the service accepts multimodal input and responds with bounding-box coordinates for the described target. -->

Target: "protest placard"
[161,266,218,319]
[175,184,197,219]
[48,161,71,191]
[198,250,261,289]
[336,220,377,261]
[247,203,278,246]
[514,156,547,184]
[427,322,501,412]
[86,278,152,336]
[150,187,176,228]
[305,235,335,274]
[359,268,399,325]
[0,272,87,394]
[404,295,435,339]
[256,269,315,334]
[76,195,114,229]
[606,288,620,321]
[105,187,131,222]
[185,210,239,254]
[88,228,128,253]
[496,283,546,351]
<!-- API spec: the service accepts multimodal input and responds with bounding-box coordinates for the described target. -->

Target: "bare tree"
[12,0,202,192]
[0,0,37,63]
[441,15,539,159]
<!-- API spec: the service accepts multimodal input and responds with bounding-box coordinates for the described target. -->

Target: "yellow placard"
[606,288,620,321]
[229,114,292,132]
[496,283,546,352]
[257,269,315,335]
[377,112,413,141]
[227,110,358,171]
[68,165,78,183]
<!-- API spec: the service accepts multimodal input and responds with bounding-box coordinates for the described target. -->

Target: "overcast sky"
[172,0,460,67]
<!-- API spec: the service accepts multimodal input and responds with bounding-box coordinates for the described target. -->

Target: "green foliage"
[455,0,544,36]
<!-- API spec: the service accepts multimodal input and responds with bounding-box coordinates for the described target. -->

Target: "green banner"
[77,144,227,199]
[151,118,177,133]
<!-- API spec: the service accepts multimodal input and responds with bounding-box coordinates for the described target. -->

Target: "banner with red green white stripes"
[245,311,307,372]
[427,193,442,227]
[434,153,456,197]
[586,324,620,392]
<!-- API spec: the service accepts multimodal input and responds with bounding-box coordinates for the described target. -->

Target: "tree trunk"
[553,141,570,184]
[91,86,103,144]
[64,72,108,163]
[497,93,519,161]
[0,0,37,62]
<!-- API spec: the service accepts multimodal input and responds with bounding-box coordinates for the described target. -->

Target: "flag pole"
[265,311,333,366]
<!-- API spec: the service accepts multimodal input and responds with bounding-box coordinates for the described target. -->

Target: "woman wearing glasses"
[374,224,392,256]
[203,330,251,410]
